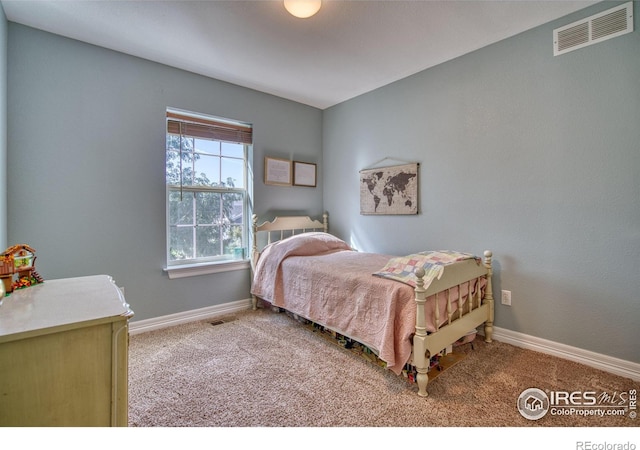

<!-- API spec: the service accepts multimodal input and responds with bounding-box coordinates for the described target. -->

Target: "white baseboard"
[129,298,252,335]
[129,301,640,382]
[490,326,640,382]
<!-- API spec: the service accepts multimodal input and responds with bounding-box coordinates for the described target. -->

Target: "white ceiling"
[1,0,599,109]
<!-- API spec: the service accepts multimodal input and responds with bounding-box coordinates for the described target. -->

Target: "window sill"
[164,259,250,279]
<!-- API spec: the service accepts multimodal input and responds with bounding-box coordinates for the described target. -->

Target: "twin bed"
[250,213,494,397]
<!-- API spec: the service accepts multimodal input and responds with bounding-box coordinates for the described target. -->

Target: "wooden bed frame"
[250,213,494,397]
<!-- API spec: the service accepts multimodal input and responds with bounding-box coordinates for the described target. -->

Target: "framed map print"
[359,163,419,215]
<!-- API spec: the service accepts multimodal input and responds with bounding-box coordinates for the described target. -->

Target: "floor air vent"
[210,317,235,326]
[554,2,633,56]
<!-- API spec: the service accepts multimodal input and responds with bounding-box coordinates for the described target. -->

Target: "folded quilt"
[373,250,480,288]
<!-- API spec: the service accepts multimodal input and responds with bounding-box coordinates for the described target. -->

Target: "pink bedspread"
[251,232,481,375]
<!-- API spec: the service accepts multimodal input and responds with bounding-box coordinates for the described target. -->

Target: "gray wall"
[0,6,6,250]
[323,2,639,364]
[4,3,639,365]
[6,24,322,321]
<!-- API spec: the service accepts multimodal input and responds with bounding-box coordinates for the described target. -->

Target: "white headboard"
[251,213,329,270]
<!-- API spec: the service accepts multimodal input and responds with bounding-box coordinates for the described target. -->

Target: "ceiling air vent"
[554,2,634,56]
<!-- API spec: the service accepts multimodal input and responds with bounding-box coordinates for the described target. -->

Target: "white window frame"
[164,109,252,279]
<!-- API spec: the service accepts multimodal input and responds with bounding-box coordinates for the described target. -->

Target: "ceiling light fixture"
[284,0,322,19]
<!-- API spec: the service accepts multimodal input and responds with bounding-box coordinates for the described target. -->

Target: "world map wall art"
[359,162,419,215]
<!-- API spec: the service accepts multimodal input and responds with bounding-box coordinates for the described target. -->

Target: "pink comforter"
[251,232,479,375]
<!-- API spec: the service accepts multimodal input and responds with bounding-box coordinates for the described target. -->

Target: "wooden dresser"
[0,275,134,426]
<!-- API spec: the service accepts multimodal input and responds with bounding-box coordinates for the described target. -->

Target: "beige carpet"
[128,308,637,428]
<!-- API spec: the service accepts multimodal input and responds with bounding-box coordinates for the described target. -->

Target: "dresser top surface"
[0,275,132,340]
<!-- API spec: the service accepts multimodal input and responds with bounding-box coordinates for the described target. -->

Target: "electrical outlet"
[501,290,512,306]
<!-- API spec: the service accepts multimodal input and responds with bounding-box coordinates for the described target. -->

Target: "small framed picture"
[264,157,292,186]
[293,161,317,187]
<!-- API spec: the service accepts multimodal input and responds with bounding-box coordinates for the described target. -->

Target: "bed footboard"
[413,250,494,397]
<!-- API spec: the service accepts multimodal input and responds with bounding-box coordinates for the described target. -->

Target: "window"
[165,109,252,277]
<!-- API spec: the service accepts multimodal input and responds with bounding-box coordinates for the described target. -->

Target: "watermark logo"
[518,387,637,421]
[517,387,550,420]
[576,442,637,450]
